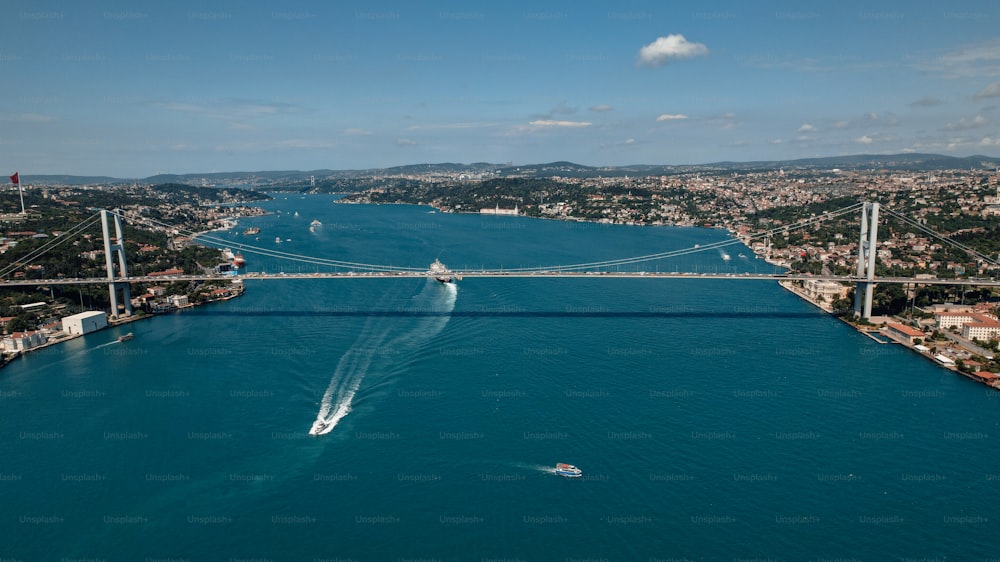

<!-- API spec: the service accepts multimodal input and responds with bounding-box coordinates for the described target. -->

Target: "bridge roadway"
[5,271,1000,287]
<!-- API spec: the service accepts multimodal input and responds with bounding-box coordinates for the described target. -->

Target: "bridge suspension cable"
[496,202,865,273]
[0,212,103,279]
[116,203,865,274]
[113,211,426,272]
[882,208,1000,268]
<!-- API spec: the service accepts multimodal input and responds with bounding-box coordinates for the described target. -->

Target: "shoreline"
[779,280,1000,391]
[0,288,246,369]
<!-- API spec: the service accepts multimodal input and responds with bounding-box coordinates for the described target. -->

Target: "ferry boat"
[309,219,322,233]
[243,227,260,236]
[232,253,246,268]
[555,463,582,478]
[118,332,134,343]
[429,259,458,283]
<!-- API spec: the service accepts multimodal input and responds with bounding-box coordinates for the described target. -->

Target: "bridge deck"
[4,272,999,287]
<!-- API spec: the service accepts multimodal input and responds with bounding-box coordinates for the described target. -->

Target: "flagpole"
[16,173,24,214]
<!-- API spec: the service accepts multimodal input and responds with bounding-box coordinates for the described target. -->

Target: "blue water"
[2,195,998,560]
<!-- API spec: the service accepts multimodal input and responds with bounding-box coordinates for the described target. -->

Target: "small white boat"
[555,463,582,478]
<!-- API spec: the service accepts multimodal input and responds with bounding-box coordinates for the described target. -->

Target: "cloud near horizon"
[656,114,688,121]
[975,82,1000,99]
[528,120,592,128]
[638,35,709,67]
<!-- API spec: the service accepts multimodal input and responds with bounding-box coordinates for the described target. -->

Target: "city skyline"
[3,0,1000,176]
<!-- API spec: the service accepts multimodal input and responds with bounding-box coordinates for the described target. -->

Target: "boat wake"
[309,281,458,436]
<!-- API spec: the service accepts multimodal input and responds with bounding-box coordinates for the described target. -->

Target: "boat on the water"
[232,253,246,268]
[275,237,282,244]
[118,332,134,343]
[555,463,582,478]
[428,259,459,283]
[243,227,260,236]
[309,419,330,435]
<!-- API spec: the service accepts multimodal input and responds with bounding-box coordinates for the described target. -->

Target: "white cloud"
[623,138,636,145]
[921,39,1000,78]
[770,139,785,145]
[343,128,372,135]
[638,34,709,67]
[528,120,591,128]
[980,137,1000,146]
[797,123,816,133]
[832,120,850,129]
[396,138,417,146]
[406,122,497,131]
[975,82,1000,99]
[656,113,688,121]
[855,133,895,145]
[944,115,989,131]
[589,104,614,112]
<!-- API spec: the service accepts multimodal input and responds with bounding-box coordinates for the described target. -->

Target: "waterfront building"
[61,311,108,336]
[480,204,519,215]
[801,279,848,303]
[1,330,47,352]
[885,322,925,345]
[169,295,190,307]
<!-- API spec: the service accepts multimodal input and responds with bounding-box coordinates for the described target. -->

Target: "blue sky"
[3,0,1000,176]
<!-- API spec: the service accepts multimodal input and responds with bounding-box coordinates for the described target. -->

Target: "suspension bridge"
[2,202,999,320]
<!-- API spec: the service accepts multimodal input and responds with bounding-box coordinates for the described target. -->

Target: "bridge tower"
[853,202,880,319]
[101,210,132,318]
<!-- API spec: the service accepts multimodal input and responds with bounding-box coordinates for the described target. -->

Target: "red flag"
[9,172,18,185]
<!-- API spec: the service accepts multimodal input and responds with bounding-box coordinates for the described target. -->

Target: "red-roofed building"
[885,323,924,345]
[961,314,1000,341]
[148,268,185,277]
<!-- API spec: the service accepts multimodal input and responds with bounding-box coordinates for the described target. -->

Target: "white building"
[2,330,47,352]
[62,311,108,336]
[480,204,519,215]
[936,313,975,330]
[801,279,848,303]
[962,315,1000,341]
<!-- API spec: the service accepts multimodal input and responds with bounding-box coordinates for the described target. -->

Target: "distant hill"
[21,174,129,185]
[20,153,1000,185]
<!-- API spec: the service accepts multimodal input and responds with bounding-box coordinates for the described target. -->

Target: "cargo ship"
[222,248,246,268]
